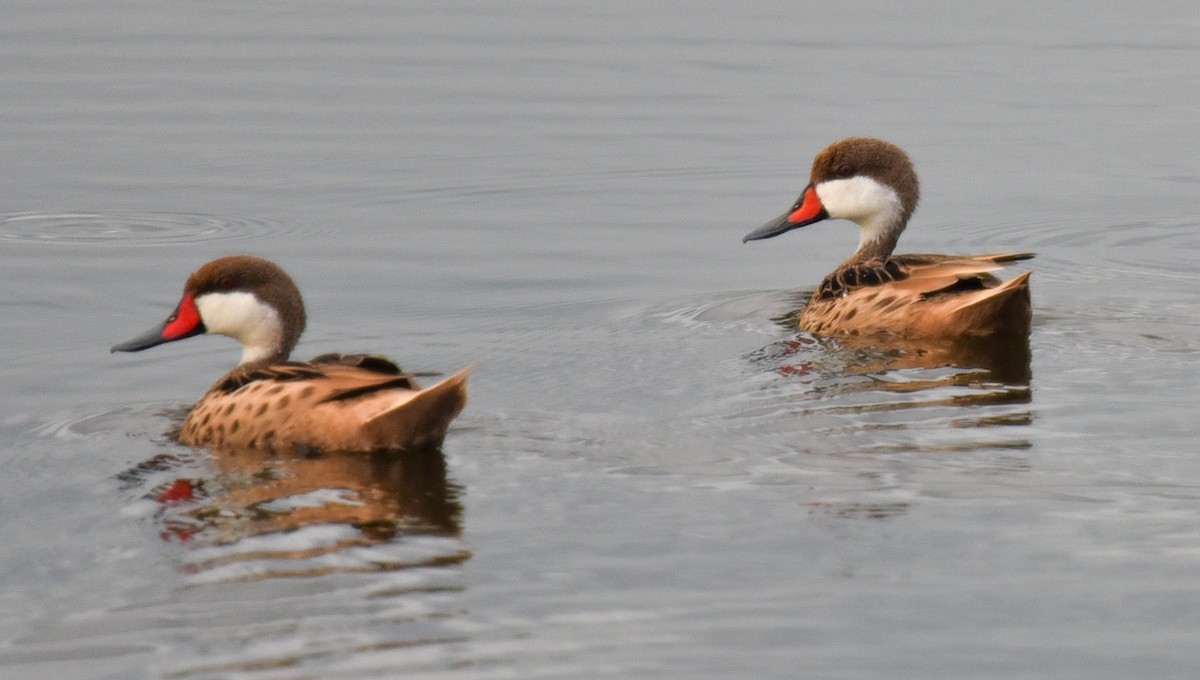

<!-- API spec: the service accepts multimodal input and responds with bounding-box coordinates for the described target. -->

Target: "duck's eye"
[217,276,236,290]
[836,163,854,178]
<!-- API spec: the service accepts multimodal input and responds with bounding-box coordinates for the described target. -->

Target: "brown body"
[800,253,1033,339]
[180,354,471,454]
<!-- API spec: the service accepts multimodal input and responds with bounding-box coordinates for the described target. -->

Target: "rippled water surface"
[3,2,1200,678]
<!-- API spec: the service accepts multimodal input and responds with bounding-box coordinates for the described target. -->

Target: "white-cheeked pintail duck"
[744,137,1033,339]
[112,255,471,454]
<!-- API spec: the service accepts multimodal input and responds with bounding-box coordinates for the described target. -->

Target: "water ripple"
[0,210,290,247]
[938,214,1200,280]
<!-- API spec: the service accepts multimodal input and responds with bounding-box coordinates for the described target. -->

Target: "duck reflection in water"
[123,432,463,563]
[759,307,1032,410]
[744,303,1033,523]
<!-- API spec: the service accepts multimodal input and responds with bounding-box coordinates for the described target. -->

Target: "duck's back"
[799,252,1033,339]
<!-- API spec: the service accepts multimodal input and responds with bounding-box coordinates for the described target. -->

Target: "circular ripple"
[0,210,290,246]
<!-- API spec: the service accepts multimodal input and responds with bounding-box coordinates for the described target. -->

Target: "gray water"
[3,2,1200,678]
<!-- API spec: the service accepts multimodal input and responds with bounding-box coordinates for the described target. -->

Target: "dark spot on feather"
[256,403,269,416]
[201,412,211,427]
[843,307,857,320]
[266,385,284,395]
[299,386,315,399]
[224,403,235,416]
[277,396,290,409]
[230,420,240,434]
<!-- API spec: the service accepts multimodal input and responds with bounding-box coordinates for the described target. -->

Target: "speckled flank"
[178,363,472,454]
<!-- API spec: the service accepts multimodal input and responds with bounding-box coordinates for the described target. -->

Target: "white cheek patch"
[815,176,901,221]
[195,291,283,364]
[815,176,904,246]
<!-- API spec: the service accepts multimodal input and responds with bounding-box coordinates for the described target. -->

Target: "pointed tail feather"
[980,252,1035,263]
[948,272,1033,337]
[365,364,473,451]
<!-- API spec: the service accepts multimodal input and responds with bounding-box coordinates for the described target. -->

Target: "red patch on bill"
[788,186,824,223]
[162,293,201,340]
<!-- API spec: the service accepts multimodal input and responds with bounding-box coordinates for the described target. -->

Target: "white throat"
[194,291,284,365]
[814,176,905,254]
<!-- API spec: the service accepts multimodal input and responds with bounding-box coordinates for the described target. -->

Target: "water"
[3,1,1200,678]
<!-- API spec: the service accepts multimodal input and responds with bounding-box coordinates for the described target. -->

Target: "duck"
[743,137,1033,339]
[111,255,471,454]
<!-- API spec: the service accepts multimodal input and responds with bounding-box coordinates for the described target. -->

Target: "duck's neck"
[236,316,298,366]
[240,343,289,367]
[846,210,905,264]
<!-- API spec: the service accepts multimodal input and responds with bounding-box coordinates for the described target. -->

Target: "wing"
[820,252,1034,299]
[890,253,1034,298]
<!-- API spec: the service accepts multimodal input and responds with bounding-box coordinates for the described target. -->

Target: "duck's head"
[744,137,920,261]
[111,255,307,366]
